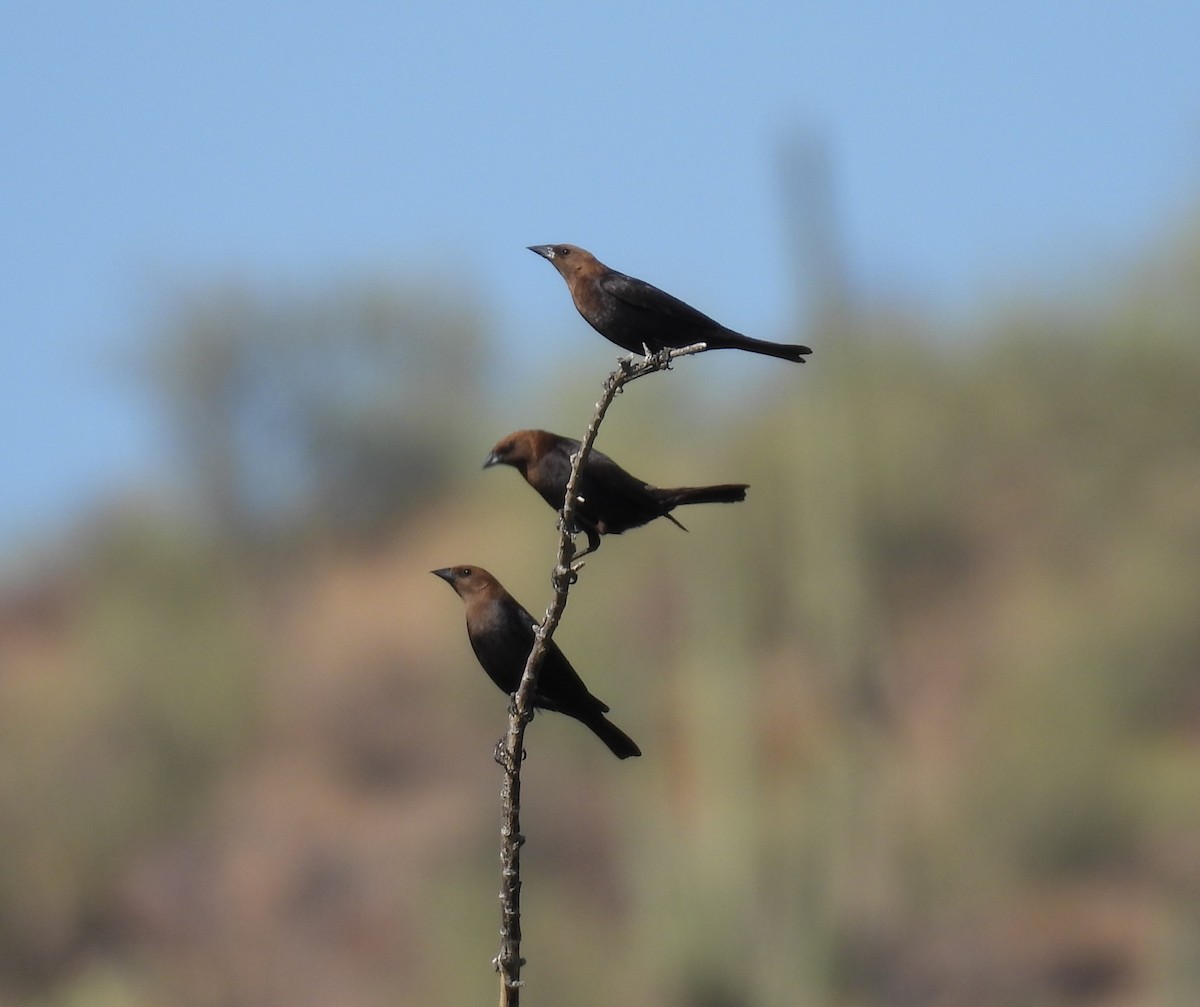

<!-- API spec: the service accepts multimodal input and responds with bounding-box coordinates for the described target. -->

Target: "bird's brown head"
[527,243,601,283]
[482,429,548,475]
[431,565,500,602]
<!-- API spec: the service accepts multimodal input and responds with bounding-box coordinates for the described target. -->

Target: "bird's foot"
[654,347,677,369]
[552,562,581,590]
[506,695,536,725]
[570,528,601,561]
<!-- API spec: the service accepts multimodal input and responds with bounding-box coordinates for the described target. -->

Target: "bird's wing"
[599,271,722,329]
[582,450,654,502]
[532,439,579,510]
[577,450,667,531]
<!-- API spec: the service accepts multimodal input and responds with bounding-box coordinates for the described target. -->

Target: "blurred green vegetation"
[0,518,258,995]
[1,221,1199,1006]
[145,276,487,541]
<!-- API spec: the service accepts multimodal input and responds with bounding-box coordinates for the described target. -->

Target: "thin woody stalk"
[493,343,707,1006]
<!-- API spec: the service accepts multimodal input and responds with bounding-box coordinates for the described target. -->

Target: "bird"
[527,243,812,362]
[484,429,748,555]
[432,565,641,759]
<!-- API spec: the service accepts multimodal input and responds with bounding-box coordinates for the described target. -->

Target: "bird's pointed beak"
[431,568,456,584]
[482,449,501,469]
[527,244,554,260]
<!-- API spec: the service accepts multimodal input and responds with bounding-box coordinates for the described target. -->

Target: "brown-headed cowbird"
[528,243,812,362]
[484,429,748,554]
[432,565,641,759]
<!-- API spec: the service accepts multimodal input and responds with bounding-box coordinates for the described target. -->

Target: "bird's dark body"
[432,565,640,758]
[581,269,759,356]
[484,429,748,552]
[528,243,812,362]
[465,590,599,714]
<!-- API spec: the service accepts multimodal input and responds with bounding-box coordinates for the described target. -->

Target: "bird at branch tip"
[527,243,812,362]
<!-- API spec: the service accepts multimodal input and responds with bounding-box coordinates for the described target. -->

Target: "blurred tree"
[147,277,487,541]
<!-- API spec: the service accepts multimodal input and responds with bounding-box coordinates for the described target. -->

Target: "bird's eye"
[459,567,472,577]
[556,246,571,257]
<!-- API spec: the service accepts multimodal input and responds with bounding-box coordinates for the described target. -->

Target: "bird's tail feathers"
[659,483,749,509]
[581,712,642,759]
[715,334,812,362]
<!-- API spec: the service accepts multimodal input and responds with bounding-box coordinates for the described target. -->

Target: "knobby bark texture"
[493,344,707,1007]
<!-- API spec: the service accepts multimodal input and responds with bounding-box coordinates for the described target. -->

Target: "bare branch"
[493,342,707,1004]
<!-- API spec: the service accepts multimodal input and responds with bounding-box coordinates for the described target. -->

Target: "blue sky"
[2,3,1198,555]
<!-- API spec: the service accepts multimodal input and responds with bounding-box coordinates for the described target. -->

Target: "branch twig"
[493,343,706,1006]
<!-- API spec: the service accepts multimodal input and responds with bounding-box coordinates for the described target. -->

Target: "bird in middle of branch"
[484,428,748,555]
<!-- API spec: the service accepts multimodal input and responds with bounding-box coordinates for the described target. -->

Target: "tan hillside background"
[2,217,1200,1006]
